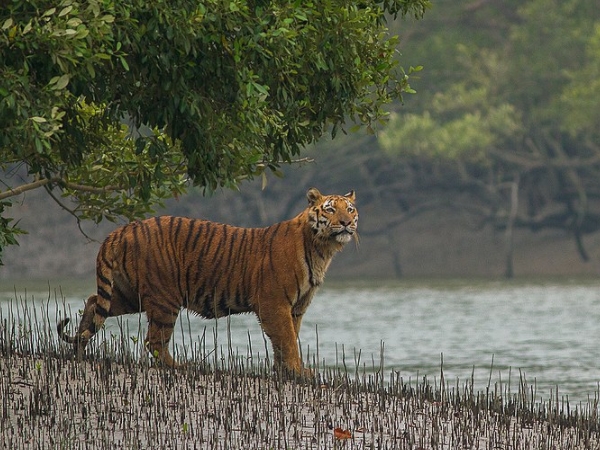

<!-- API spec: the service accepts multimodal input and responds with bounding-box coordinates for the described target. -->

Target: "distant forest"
[4,132,600,281]
[3,0,600,280]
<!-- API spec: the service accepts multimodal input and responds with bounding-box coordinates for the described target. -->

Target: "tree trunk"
[504,177,520,279]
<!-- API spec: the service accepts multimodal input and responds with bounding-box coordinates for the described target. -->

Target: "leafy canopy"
[0,0,430,263]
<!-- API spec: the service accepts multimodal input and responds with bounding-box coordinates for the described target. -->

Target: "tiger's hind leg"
[145,308,180,368]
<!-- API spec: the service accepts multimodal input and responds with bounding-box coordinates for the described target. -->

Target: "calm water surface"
[1,278,600,404]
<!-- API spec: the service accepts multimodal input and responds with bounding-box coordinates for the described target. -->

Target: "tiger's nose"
[339,218,352,227]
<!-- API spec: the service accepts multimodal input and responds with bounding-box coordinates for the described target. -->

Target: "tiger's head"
[307,188,358,245]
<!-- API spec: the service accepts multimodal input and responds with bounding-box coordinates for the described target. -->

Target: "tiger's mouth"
[331,227,355,242]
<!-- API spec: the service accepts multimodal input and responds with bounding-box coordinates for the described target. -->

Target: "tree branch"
[0,176,124,202]
[43,184,99,243]
[0,177,60,201]
[61,181,122,194]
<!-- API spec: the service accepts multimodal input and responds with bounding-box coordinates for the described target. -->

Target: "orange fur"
[57,188,358,375]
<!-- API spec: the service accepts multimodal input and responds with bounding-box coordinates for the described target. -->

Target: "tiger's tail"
[57,294,101,357]
[56,317,77,344]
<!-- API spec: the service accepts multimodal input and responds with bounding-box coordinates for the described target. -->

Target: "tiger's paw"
[275,365,315,382]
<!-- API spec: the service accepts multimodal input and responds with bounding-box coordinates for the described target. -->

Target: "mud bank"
[2,351,599,449]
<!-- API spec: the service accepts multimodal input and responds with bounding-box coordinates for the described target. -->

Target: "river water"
[1,278,600,404]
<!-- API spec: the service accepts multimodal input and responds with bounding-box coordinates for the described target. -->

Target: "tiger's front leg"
[292,313,304,339]
[257,306,312,378]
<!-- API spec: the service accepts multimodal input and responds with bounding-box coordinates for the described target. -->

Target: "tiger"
[57,187,358,376]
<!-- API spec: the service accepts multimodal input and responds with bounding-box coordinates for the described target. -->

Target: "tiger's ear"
[345,190,356,203]
[307,188,323,206]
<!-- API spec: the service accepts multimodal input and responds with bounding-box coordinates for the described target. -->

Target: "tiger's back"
[58,188,358,374]
[102,216,315,318]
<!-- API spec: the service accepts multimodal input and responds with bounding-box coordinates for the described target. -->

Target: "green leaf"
[42,7,56,17]
[119,56,129,71]
[58,5,73,17]
[76,28,90,39]
[51,74,70,90]
[34,137,43,153]
[2,18,13,30]
[86,63,96,78]
[66,18,82,27]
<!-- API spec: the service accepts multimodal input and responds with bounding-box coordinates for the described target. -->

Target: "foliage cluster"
[0,0,430,263]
